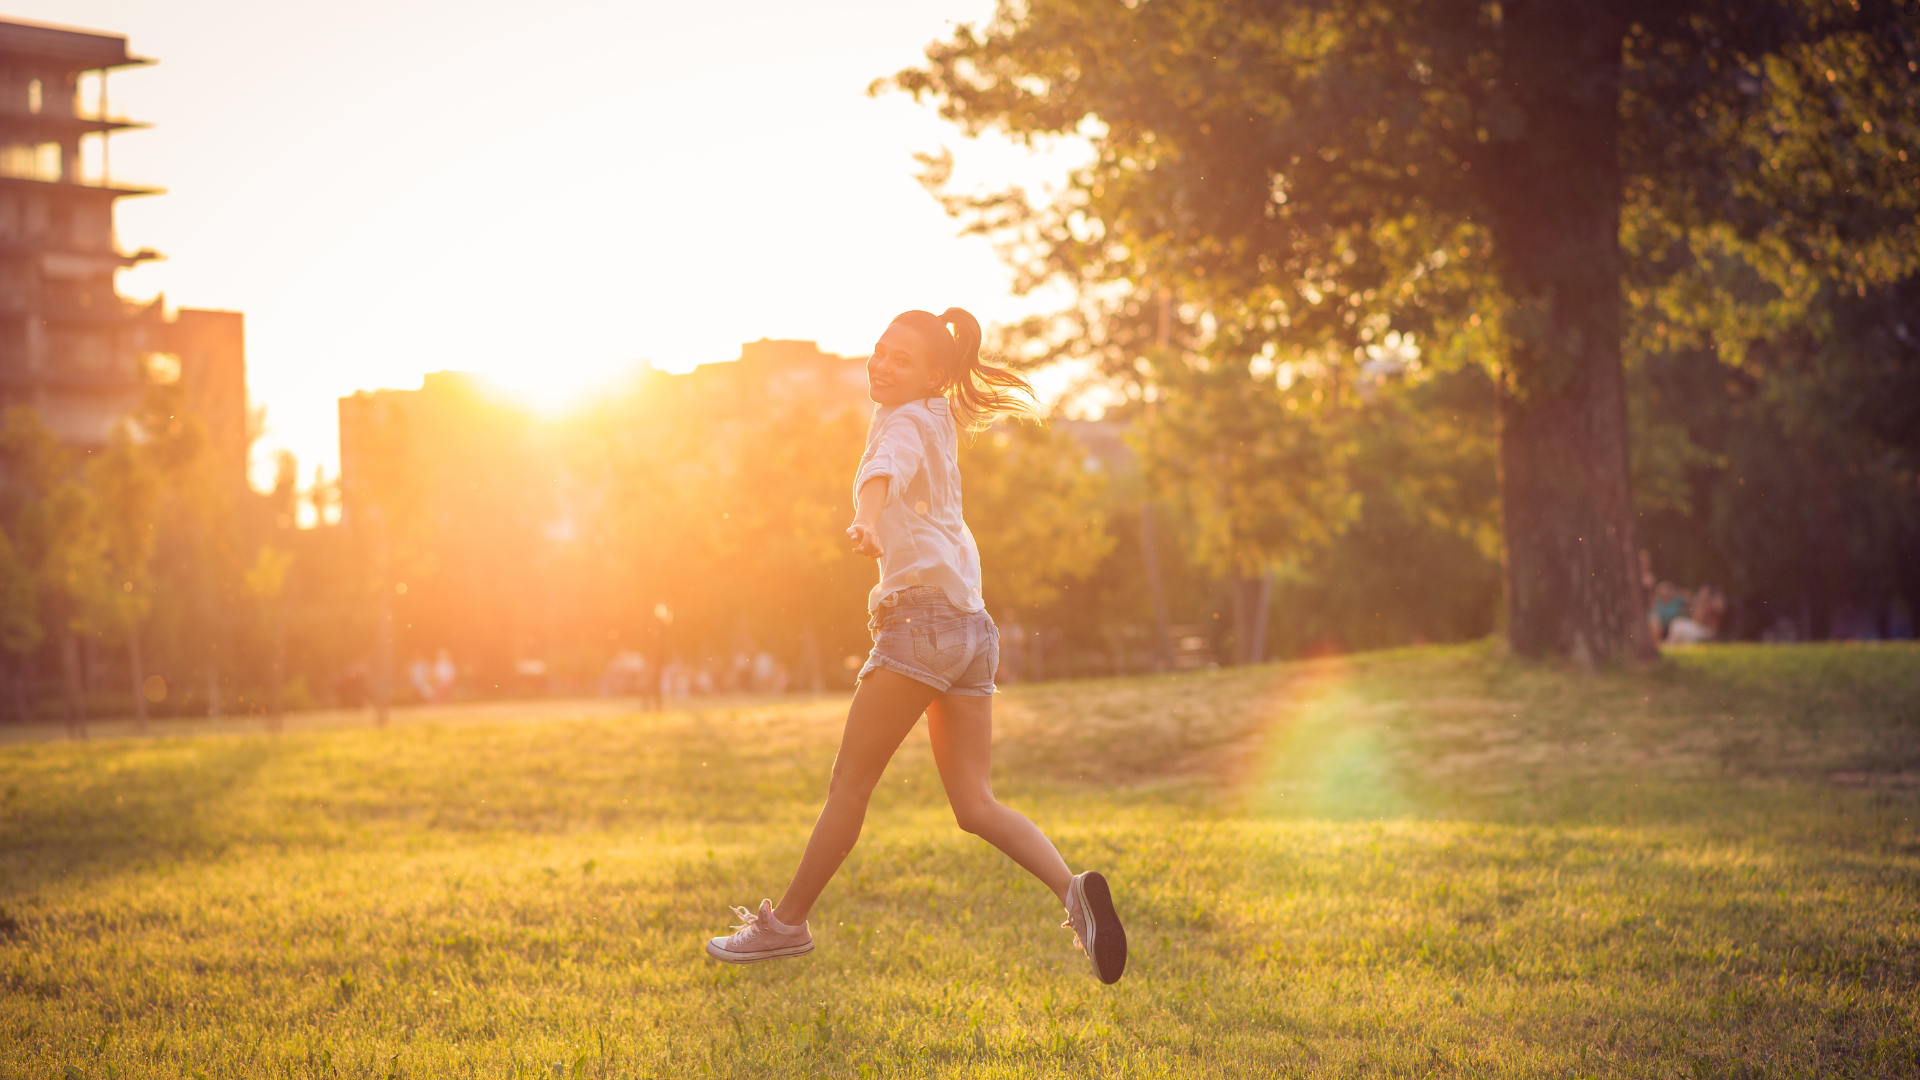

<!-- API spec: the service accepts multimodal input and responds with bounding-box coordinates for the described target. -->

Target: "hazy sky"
[21,1,1081,482]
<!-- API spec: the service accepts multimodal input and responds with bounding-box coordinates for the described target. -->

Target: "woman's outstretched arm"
[846,476,888,558]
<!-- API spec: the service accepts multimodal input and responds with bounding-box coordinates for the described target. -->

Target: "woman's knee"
[826,762,881,806]
[949,794,1000,835]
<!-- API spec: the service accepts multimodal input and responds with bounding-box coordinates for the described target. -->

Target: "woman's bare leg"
[772,669,939,926]
[926,693,1072,903]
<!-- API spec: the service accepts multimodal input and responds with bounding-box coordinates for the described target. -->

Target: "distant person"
[407,656,433,703]
[1650,581,1687,641]
[703,307,1127,984]
[599,650,647,697]
[751,649,789,693]
[660,657,687,700]
[432,649,456,702]
[1667,584,1726,645]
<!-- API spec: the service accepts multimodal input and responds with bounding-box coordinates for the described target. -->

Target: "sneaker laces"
[726,905,763,942]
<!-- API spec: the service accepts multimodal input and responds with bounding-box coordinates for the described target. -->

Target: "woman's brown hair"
[891,307,1036,431]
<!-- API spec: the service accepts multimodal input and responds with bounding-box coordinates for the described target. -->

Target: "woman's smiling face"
[866,321,946,406]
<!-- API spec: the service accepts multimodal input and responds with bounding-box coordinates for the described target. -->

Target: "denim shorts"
[858,585,999,696]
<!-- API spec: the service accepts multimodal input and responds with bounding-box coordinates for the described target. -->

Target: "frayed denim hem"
[858,653,950,693]
[856,653,998,696]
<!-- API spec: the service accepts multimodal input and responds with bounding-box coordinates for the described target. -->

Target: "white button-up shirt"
[853,396,986,613]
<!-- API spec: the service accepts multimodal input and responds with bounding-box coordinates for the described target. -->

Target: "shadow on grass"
[0,703,850,904]
[0,736,288,896]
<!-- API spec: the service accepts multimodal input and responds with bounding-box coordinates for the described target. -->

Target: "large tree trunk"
[1482,3,1656,665]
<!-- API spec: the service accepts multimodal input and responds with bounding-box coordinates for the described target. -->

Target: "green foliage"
[135,385,248,697]
[84,424,162,636]
[1634,276,1920,633]
[961,420,1114,612]
[242,546,294,603]
[0,527,39,657]
[894,0,1917,374]
[1267,365,1502,654]
[890,0,1918,659]
[2,644,1917,1076]
[1135,352,1357,581]
[0,409,104,637]
[1622,13,1920,365]
[571,379,879,671]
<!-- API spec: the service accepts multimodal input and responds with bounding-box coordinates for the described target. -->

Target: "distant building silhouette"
[337,342,866,520]
[0,18,245,482]
[666,338,869,419]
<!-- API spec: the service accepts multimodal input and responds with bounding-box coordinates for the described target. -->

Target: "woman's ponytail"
[938,307,982,373]
[892,306,1037,432]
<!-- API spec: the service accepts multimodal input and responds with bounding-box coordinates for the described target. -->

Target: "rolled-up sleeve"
[853,414,925,507]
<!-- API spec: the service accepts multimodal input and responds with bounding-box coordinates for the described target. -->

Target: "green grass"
[3,642,1918,1079]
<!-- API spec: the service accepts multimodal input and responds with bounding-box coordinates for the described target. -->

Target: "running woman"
[703,307,1127,984]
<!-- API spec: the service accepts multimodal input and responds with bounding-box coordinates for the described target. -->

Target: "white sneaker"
[1063,871,1127,984]
[704,899,814,964]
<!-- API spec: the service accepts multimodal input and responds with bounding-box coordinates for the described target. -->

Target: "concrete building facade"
[0,18,246,482]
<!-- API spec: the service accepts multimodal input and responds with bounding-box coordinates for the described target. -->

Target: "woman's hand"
[848,476,889,558]
[846,522,884,558]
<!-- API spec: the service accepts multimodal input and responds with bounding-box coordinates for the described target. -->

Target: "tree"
[338,390,427,725]
[891,0,1918,663]
[566,367,881,694]
[1275,360,1503,655]
[961,419,1116,615]
[87,423,162,733]
[0,526,40,722]
[243,544,295,730]
[0,407,104,737]
[1136,342,1359,663]
[1635,272,1920,638]
[725,403,874,692]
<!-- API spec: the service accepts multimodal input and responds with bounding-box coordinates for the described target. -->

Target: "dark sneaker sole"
[1081,872,1127,984]
[704,939,814,964]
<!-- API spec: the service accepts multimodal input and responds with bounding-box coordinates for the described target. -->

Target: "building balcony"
[0,112,145,139]
[0,239,159,264]
[0,20,151,74]
[0,170,159,197]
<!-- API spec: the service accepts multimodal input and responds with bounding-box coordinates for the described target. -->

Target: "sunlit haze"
[16,0,1086,485]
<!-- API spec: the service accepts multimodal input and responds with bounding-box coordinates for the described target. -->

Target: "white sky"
[18,1,1085,485]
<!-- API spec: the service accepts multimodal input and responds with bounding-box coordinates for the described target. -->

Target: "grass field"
[3,642,1918,1079]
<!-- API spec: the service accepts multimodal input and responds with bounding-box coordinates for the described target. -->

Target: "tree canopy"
[890,0,1918,662]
